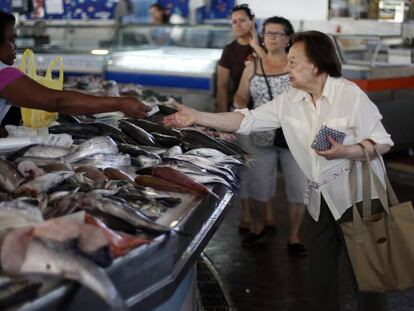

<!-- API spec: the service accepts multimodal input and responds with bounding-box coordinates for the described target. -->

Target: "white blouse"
[236,76,394,221]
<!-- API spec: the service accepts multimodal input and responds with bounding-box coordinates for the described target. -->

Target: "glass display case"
[16,20,117,74]
[332,34,414,79]
[106,23,233,111]
[332,34,414,150]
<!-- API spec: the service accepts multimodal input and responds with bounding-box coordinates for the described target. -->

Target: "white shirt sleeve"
[235,97,282,135]
[353,91,394,146]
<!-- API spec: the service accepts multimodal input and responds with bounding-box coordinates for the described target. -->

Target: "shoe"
[238,226,250,233]
[287,242,307,257]
[265,224,277,232]
[241,228,267,247]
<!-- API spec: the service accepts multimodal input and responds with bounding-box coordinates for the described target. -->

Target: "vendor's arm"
[316,92,393,161]
[0,71,149,119]
[216,65,230,113]
[233,63,253,109]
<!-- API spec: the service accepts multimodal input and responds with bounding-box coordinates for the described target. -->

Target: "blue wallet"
[311,125,345,151]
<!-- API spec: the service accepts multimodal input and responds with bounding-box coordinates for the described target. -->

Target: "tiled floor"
[204,170,414,311]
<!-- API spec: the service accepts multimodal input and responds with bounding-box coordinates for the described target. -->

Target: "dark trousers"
[302,197,388,311]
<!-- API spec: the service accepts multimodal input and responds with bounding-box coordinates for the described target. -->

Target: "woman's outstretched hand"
[163,102,198,128]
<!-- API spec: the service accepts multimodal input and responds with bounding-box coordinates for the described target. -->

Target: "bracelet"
[357,142,366,149]
[366,138,376,146]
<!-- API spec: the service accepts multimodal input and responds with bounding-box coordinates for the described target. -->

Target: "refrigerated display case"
[16,20,116,74]
[332,34,414,150]
[105,24,233,112]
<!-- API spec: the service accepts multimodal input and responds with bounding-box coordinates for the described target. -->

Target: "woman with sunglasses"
[233,16,307,253]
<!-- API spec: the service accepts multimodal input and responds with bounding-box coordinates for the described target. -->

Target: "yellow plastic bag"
[19,49,63,128]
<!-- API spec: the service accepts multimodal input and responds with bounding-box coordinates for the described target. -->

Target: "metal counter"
[18,185,234,311]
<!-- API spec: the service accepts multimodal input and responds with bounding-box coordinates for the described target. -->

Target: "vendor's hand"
[163,102,197,128]
[315,136,348,160]
[121,97,150,119]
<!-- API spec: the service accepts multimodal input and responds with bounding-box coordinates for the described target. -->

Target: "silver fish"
[14,156,66,167]
[0,199,44,231]
[24,145,72,158]
[15,171,74,196]
[64,136,118,163]
[0,159,24,193]
[72,154,131,170]
[2,236,127,311]
[162,145,183,159]
[185,148,243,166]
[87,196,172,234]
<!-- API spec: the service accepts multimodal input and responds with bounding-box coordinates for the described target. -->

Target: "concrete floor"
[204,166,414,311]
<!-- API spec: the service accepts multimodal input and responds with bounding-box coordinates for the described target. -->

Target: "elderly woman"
[0,11,149,126]
[164,30,391,311]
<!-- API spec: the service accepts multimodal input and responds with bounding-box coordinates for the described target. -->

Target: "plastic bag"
[18,49,63,128]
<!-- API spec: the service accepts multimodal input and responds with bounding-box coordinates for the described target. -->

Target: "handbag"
[340,147,414,293]
[250,59,287,148]
[250,59,276,147]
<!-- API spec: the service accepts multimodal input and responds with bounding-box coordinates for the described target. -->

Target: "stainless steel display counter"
[17,186,234,311]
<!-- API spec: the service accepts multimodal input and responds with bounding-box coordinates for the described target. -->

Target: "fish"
[118,120,158,147]
[23,145,72,158]
[0,159,24,193]
[138,145,168,155]
[75,166,108,182]
[151,132,181,148]
[17,160,44,178]
[48,124,101,139]
[56,114,82,124]
[14,156,66,168]
[54,193,171,234]
[135,175,200,195]
[43,162,73,172]
[162,146,183,159]
[0,137,47,154]
[5,144,36,162]
[118,143,162,160]
[166,162,236,189]
[0,277,41,309]
[15,171,74,197]
[71,154,131,170]
[1,230,127,311]
[152,166,218,198]
[103,168,135,184]
[181,129,244,158]
[124,118,181,138]
[185,148,244,166]
[85,214,152,257]
[132,155,162,169]
[165,155,237,184]
[86,122,136,145]
[0,199,44,231]
[64,136,118,163]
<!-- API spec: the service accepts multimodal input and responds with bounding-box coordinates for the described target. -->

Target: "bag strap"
[259,59,273,101]
[349,160,365,243]
[45,56,64,85]
[361,149,372,218]
[372,146,399,206]
[19,49,37,77]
